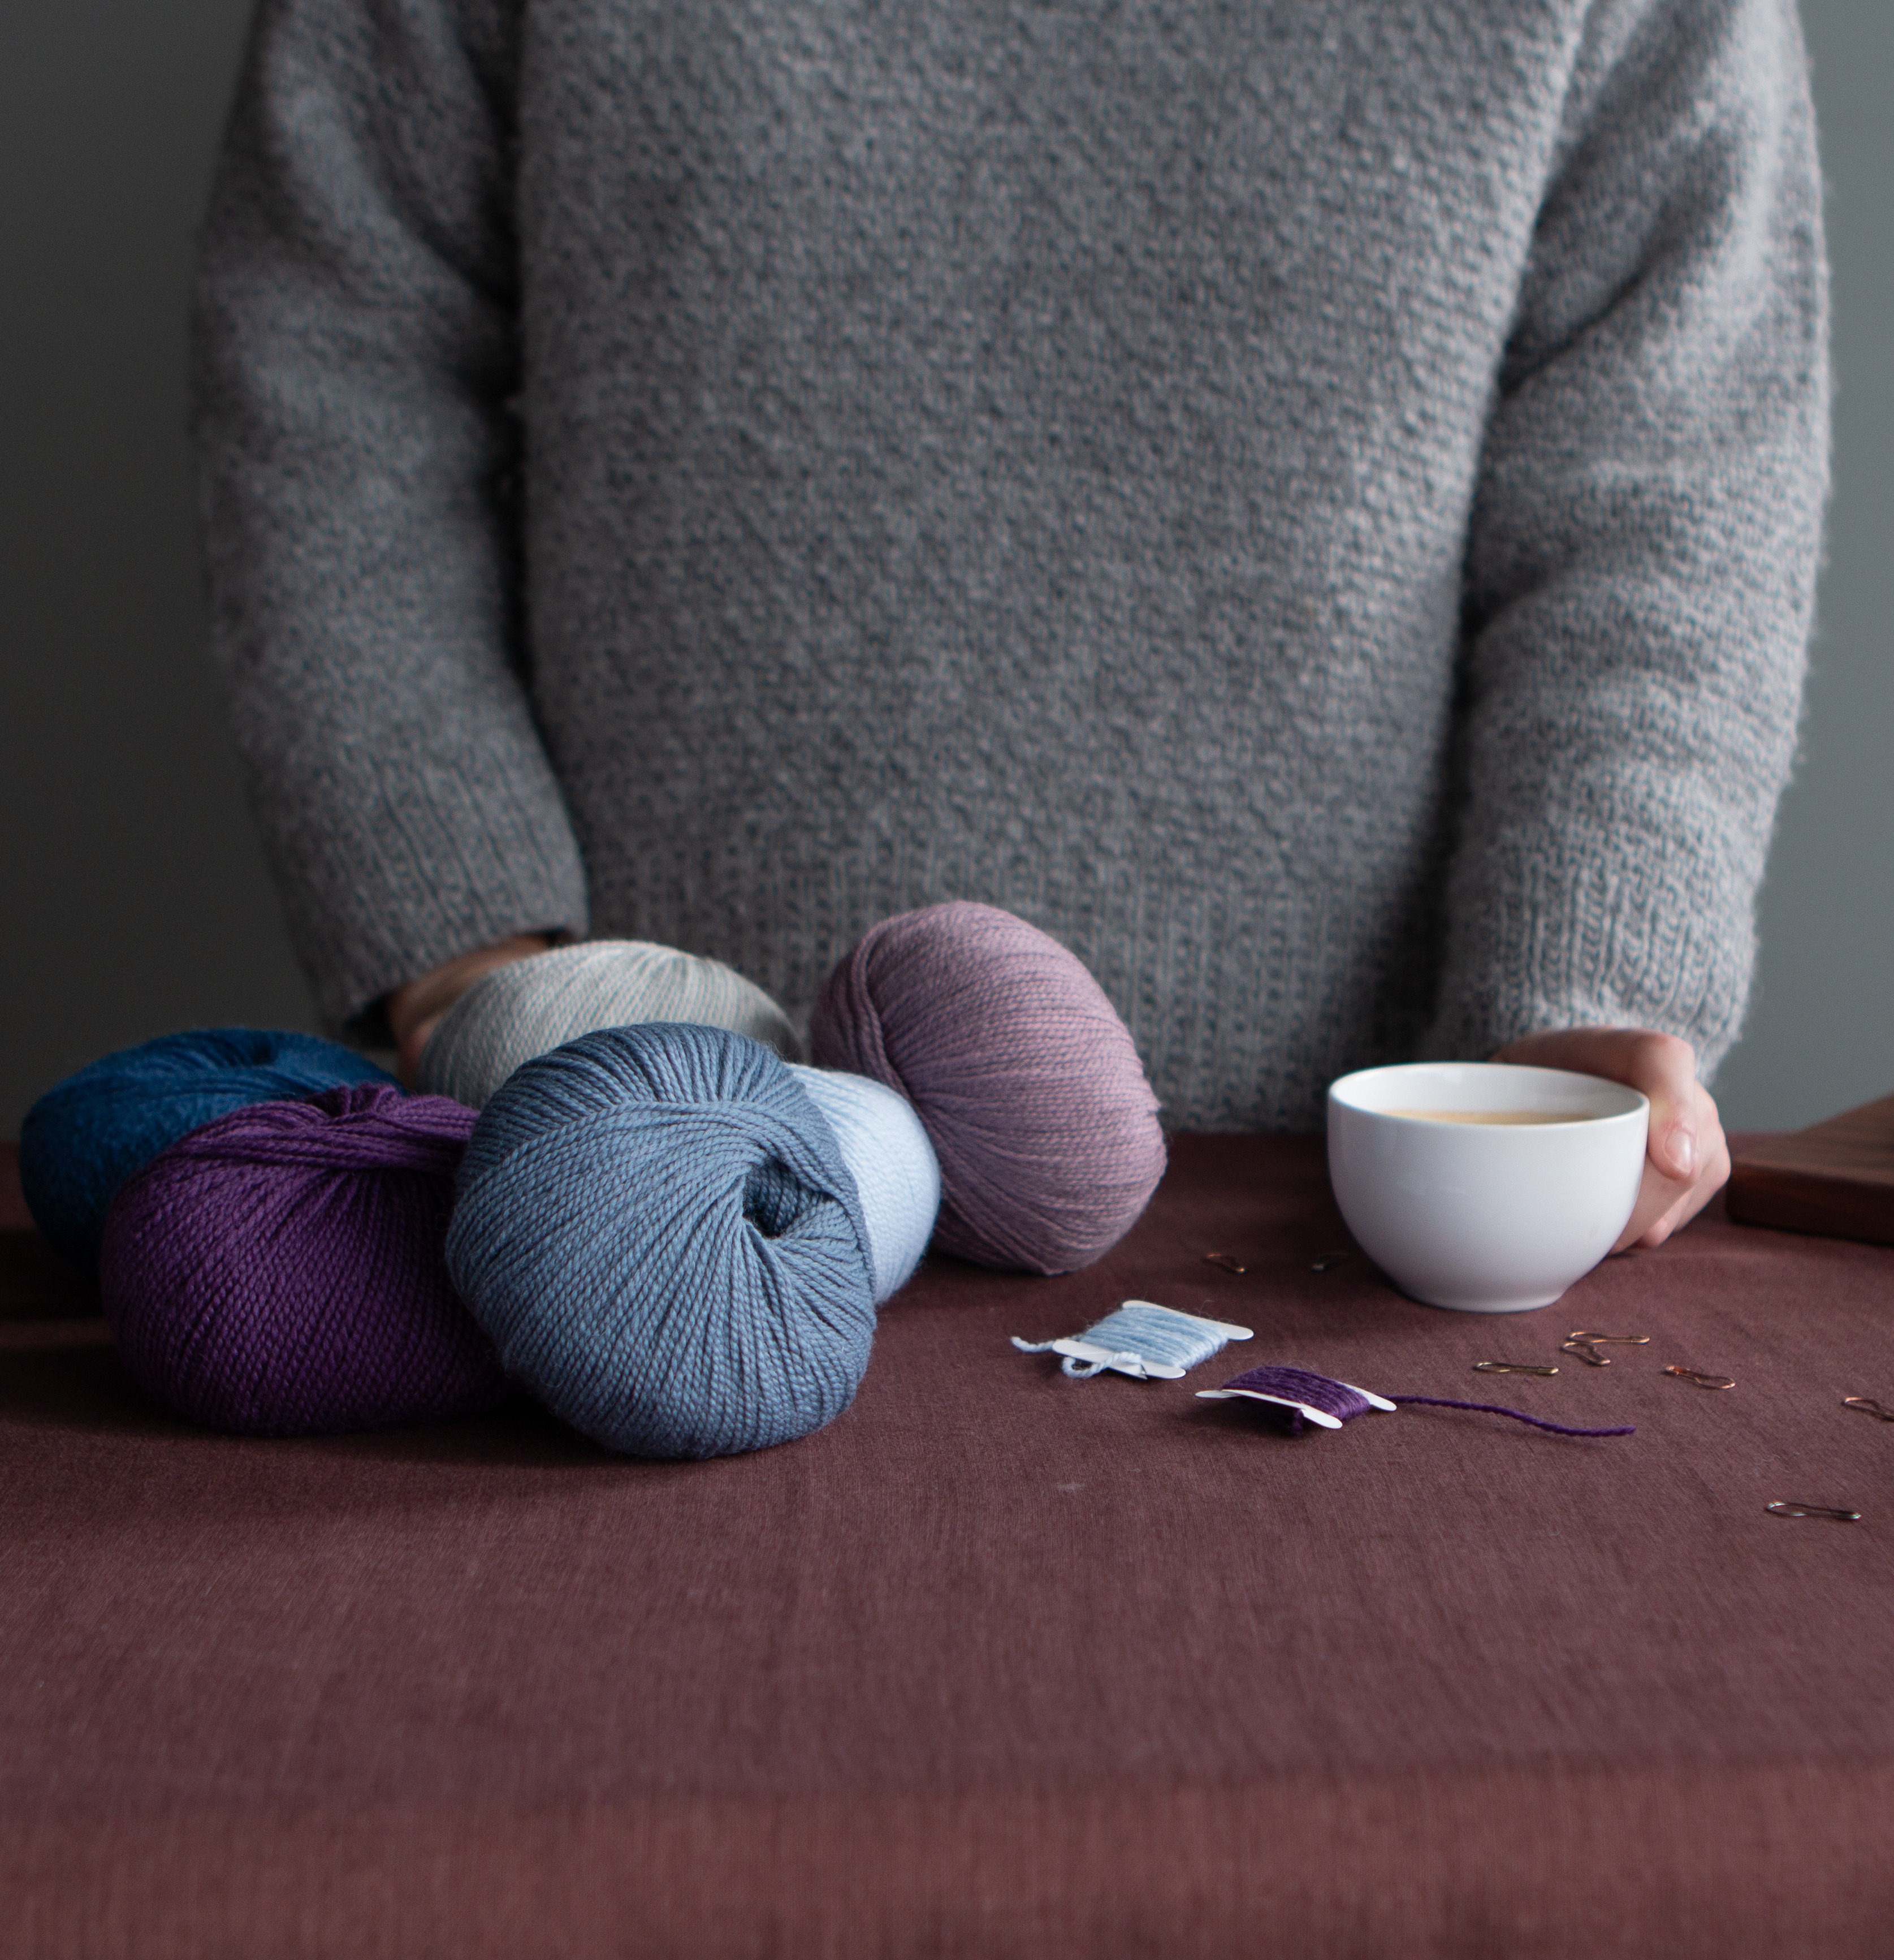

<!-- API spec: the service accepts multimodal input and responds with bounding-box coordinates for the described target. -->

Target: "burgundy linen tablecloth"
[3,1135,1891,1958]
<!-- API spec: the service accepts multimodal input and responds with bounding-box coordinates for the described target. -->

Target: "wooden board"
[1727,1092,1894,1246]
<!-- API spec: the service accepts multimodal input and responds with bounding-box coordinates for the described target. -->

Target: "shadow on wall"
[1,0,317,1137]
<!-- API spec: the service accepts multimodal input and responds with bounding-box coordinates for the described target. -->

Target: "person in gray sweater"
[192,0,1828,1249]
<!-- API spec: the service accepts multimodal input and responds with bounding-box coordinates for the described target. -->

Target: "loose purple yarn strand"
[1387,1395,1633,1439]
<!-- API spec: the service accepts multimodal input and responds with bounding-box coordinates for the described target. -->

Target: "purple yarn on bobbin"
[100,1083,505,1436]
[1208,1364,1634,1439]
[810,901,1166,1273]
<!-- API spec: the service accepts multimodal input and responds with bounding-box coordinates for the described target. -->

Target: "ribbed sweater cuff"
[249,752,590,1037]
[1421,831,1754,1082]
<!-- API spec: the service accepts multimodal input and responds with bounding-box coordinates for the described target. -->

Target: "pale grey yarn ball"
[417,942,802,1109]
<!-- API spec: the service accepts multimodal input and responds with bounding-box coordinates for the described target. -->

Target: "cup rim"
[1328,1061,1649,1128]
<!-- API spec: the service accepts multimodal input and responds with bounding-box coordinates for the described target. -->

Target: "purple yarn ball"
[809,901,1167,1274]
[99,1084,506,1436]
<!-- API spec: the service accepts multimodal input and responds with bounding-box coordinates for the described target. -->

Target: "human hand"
[1491,1028,1729,1251]
[386,934,552,1086]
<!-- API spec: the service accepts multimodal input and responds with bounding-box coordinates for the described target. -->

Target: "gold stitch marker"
[1561,1339,1611,1367]
[1843,1397,1894,1423]
[1309,1254,1348,1273]
[1473,1361,1559,1376]
[1663,1365,1735,1391]
[1766,1501,1861,1522]
[1204,1253,1248,1275]
[1568,1331,1650,1346]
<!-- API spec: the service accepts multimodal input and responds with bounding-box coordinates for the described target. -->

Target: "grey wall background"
[2,0,1888,1138]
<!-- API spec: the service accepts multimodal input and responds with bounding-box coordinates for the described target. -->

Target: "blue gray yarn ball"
[446,1024,880,1460]
[20,1028,397,1273]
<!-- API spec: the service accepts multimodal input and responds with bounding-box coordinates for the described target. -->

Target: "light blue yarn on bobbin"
[1013,1301,1246,1379]
[446,1024,877,1460]
[788,1066,939,1301]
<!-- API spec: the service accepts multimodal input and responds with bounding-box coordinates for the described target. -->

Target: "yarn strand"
[1387,1395,1634,1438]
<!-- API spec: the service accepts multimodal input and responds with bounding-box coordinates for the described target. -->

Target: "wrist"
[386,934,552,1064]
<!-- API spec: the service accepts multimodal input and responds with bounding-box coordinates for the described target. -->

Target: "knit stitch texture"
[193,0,1828,1128]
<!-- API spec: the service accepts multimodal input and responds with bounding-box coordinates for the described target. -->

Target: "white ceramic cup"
[1326,1062,1649,1313]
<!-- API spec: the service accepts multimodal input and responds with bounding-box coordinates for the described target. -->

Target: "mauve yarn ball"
[808,901,1167,1273]
[100,1084,504,1436]
[447,1024,875,1460]
[20,1028,397,1274]
[417,940,801,1109]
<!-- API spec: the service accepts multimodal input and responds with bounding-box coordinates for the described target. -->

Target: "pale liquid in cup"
[1381,1108,1593,1125]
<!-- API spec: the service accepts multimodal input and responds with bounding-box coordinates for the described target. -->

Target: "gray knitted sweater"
[193,0,1827,1129]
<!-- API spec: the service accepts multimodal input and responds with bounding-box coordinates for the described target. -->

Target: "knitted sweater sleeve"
[192,0,588,1032]
[1422,0,1828,1077]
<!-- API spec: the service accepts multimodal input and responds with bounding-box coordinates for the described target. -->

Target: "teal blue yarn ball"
[20,1029,398,1273]
[446,1024,879,1460]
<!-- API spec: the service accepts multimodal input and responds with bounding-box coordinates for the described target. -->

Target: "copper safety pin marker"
[1843,1396,1894,1423]
[1663,1365,1736,1391]
[1766,1501,1862,1522]
[1473,1361,1559,1376]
